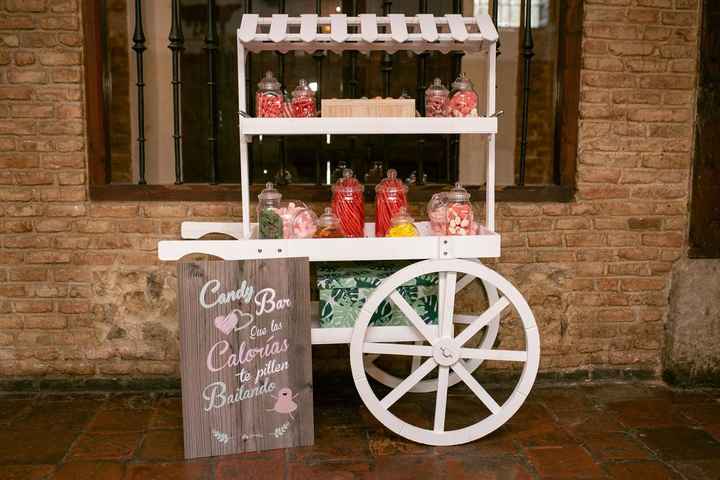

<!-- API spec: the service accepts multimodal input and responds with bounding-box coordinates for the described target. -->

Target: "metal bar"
[246,0,255,182]
[278,0,287,178]
[205,0,220,184]
[99,0,112,183]
[491,0,501,56]
[169,0,184,184]
[132,0,146,185]
[381,1,393,97]
[518,0,534,186]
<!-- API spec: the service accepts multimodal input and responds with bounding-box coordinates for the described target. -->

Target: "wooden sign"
[177,258,314,459]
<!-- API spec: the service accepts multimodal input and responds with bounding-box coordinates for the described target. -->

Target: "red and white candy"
[446,203,474,236]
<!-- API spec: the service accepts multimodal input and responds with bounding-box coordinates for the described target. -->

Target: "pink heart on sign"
[214,311,239,335]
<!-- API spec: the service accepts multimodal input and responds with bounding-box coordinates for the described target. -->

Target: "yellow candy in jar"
[386,207,418,238]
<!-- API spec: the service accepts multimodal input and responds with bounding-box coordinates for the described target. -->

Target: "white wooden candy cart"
[159,12,540,447]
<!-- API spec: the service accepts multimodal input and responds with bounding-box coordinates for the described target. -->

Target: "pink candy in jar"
[291,79,317,118]
[427,192,448,235]
[447,74,479,118]
[425,78,449,117]
[445,183,475,236]
[291,207,318,239]
[256,71,285,118]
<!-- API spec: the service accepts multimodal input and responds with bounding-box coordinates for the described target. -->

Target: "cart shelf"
[240,117,498,136]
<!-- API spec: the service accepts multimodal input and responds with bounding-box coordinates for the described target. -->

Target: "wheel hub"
[433,338,460,366]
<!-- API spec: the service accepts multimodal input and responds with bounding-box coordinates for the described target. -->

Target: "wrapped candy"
[291,79,317,118]
[425,78,449,117]
[445,183,475,236]
[375,169,408,237]
[290,205,318,239]
[427,192,448,235]
[331,169,365,238]
[256,71,285,118]
[314,207,344,238]
[387,207,418,238]
[447,74,479,118]
[257,182,283,239]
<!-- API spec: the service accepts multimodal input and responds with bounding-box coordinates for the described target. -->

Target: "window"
[84,0,581,201]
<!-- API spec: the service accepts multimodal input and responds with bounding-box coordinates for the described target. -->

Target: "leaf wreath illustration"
[271,421,291,438]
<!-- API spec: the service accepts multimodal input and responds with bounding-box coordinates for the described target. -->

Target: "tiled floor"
[0,381,718,479]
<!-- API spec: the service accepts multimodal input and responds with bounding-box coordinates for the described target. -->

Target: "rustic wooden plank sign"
[178,258,314,459]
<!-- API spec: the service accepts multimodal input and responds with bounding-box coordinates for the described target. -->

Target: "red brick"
[621,277,666,291]
[642,232,684,247]
[9,268,48,282]
[13,300,53,313]
[7,69,48,84]
[0,15,35,29]
[25,251,71,264]
[35,219,71,232]
[90,205,138,218]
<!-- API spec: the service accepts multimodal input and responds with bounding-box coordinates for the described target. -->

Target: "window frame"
[83,0,582,203]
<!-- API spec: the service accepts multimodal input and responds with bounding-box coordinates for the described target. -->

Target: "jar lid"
[446,182,471,202]
[332,168,364,193]
[292,78,313,97]
[390,206,415,226]
[318,207,341,228]
[451,73,474,91]
[426,78,449,95]
[258,71,281,91]
[258,182,282,201]
[375,169,408,193]
[427,191,447,212]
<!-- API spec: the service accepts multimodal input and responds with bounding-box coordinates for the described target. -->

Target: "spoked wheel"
[350,259,540,446]
[363,267,501,393]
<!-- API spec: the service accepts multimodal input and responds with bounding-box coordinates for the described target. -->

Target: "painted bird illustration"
[267,387,299,419]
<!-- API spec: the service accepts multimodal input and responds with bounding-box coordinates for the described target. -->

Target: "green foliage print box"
[317,263,438,328]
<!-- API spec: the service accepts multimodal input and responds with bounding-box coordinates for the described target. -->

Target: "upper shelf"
[237,13,498,54]
[239,117,498,136]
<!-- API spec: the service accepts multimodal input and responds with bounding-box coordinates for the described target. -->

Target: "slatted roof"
[237,13,499,54]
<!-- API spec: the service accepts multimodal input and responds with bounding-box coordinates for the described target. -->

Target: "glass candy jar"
[291,79,316,118]
[427,192,448,236]
[375,169,408,237]
[257,182,283,239]
[331,169,365,238]
[290,205,319,239]
[447,74,479,118]
[425,78,449,117]
[445,183,475,236]
[387,207,418,237]
[314,207,344,238]
[256,71,284,118]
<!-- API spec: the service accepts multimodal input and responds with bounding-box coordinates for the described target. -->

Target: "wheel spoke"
[454,297,510,347]
[460,348,528,362]
[380,358,437,409]
[455,273,475,294]
[363,342,433,357]
[410,341,423,372]
[389,291,436,344]
[451,362,501,415]
[433,366,449,432]
[439,272,457,338]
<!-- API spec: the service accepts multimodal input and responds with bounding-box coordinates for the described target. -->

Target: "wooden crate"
[321,98,416,118]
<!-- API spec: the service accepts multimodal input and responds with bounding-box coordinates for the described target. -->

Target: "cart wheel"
[363,272,500,393]
[350,259,540,446]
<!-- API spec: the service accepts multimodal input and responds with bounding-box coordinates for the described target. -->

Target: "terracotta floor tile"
[637,426,720,461]
[555,408,627,436]
[581,383,655,404]
[603,460,683,479]
[53,462,125,480]
[66,432,143,462]
[136,429,185,462]
[440,455,534,480]
[704,423,720,441]
[101,393,156,411]
[366,429,434,457]
[14,401,97,432]
[681,402,720,425]
[215,451,286,480]
[124,462,213,480]
[670,458,720,480]
[0,399,32,425]
[374,454,441,480]
[578,431,652,462]
[531,386,598,414]
[287,461,375,479]
[525,445,604,479]
[87,408,152,433]
[0,464,55,480]
[0,429,78,464]
[505,404,576,447]
[287,428,371,464]
[606,399,694,429]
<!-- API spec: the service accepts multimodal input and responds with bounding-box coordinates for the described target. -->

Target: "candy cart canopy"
[237,13,499,54]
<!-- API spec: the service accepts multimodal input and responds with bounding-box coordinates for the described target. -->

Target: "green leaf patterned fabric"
[318,263,438,328]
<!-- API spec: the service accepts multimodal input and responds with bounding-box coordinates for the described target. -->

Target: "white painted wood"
[349,259,540,446]
[299,14,318,43]
[454,297,510,347]
[460,348,528,362]
[269,14,288,43]
[239,117,498,135]
[330,14,348,43]
[359,14,378,42]
[445,14,469,42]
[388,14,409,42]
[417,14,439,42]
[312,323,434,345]
[389,291,437,344]
[440,272,457,338]
[433,366,449,432]
[475,13,499,42]
[363,343,433,356]
[410,342,423,373]
[238,14,258,43]
[486,43,497,232]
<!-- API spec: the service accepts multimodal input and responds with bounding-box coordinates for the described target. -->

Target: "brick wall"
[0,0,700,378]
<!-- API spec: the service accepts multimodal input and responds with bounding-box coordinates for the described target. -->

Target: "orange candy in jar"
[256,71,285,118]
[445,183,477,236]
[447,74,479,118]
[331,169,365,238]
[375,169,408,237]
[314,207,344,238]
[291,79,316,118]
